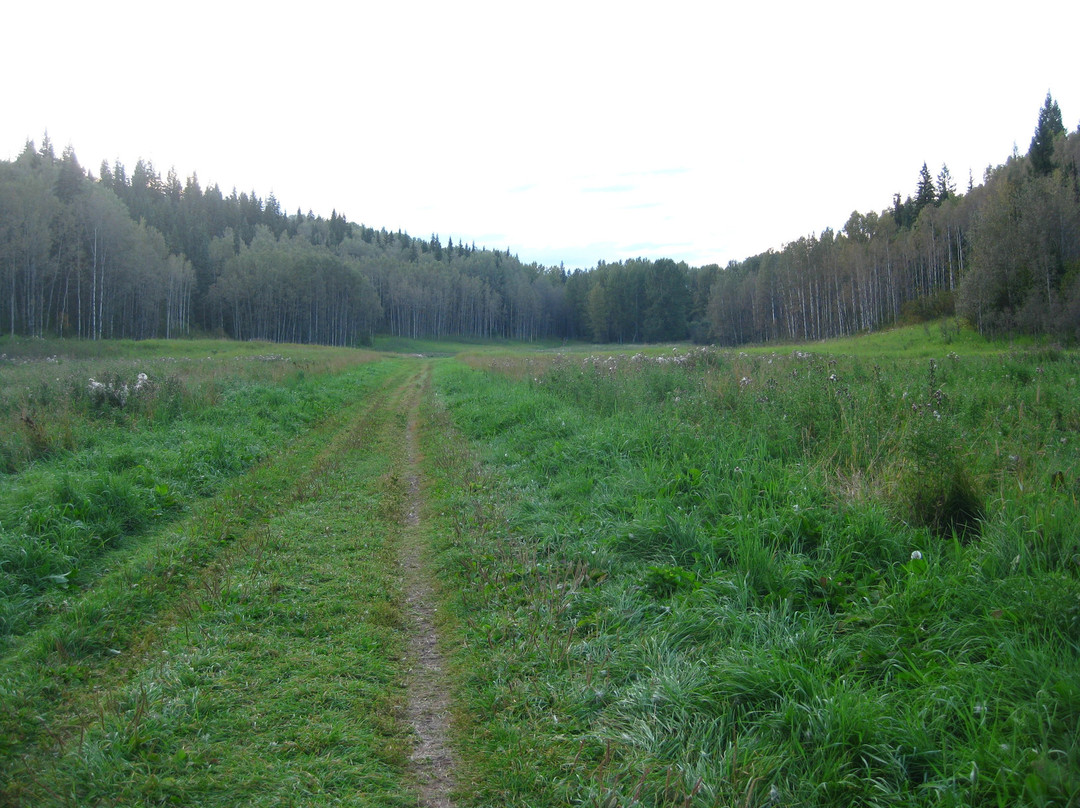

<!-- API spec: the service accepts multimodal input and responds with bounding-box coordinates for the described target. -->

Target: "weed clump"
[898,460,983,539]
[896,417,984,539]
[896,361,984,540]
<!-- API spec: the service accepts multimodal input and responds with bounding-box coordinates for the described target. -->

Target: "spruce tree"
[1029,91,1065,177]
[936,163,956,203]
[915,162,937,213]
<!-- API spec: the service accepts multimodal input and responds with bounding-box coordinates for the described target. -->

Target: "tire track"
[397,364,456,808]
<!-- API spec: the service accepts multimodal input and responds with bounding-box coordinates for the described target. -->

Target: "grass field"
[1,327,1077,806]
[432,332,1079,806]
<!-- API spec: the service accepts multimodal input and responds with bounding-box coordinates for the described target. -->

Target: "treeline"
[574,96,1079,345]
[2,93,1078,346]
[706,94,1080,344]
[0,136,573,344]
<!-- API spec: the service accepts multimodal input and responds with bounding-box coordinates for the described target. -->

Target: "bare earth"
[400,369,456,807]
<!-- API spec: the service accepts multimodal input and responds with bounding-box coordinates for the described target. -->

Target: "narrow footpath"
[398,365,457,807]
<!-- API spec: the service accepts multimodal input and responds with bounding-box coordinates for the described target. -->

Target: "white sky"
[4,0,1078,269]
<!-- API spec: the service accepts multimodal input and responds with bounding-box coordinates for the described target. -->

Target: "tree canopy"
[1029,92,1066,177]
[2,94,1079,346]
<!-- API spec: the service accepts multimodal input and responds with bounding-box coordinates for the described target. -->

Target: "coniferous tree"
[936,163,956,203]
[38,133,55,164]
[915,162,937,214]
[55,145,85,203]
[1029,91,1066,177]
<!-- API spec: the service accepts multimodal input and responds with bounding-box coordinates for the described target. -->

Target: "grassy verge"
[742,318,1048,358]
[1,354,424,806]
[0,343,381,646]
[429,346,1080,807]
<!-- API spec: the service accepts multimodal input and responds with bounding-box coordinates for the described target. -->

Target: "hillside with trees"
[2,93,1078,346]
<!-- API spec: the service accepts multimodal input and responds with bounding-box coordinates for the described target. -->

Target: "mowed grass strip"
[1,364,424,806]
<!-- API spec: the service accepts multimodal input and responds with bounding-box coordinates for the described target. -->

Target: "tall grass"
[0,341,383,647]
[430,344,1080,806]
[0,354,416,806]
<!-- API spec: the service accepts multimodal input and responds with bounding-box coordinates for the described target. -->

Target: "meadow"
[1,329,1077,806]
[0,337,421,806]
[431,336,1080,806]
[0,339,381,645]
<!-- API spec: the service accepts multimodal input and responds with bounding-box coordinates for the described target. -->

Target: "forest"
[2,93,1078,346]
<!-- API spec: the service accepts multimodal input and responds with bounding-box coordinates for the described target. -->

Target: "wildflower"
[910,550,923,561]
[828,373,837,382]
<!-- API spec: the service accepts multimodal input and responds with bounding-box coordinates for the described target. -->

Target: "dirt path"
[0,361,464,806]
[398,365,457,807]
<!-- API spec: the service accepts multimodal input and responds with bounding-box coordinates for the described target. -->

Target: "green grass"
[0,344,421,806]
[743,318,1049,358]
[6,423,412,806]
[0,348,389,647]
[428,344,1080,806]
[3,333,1078,806]
[370,334,568,356]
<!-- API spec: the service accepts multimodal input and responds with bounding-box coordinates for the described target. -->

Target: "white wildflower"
[910,550,923,561]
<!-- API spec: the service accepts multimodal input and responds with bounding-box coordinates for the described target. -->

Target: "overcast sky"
[4,1,1077,269]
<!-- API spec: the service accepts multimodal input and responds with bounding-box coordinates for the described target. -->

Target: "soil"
[400,369,456,807]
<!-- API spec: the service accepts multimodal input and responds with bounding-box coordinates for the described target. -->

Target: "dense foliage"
[708,95,1080,344]
[2,94,1078,345]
